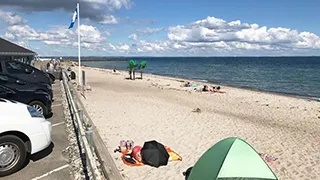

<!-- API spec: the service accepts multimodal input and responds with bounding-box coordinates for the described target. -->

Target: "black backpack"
[70,71,76,80]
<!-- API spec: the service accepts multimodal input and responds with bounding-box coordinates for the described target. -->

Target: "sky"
[0,0,320,56]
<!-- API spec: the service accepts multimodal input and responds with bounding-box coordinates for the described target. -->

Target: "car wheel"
[0,135,27,177]
[29,101,47,116]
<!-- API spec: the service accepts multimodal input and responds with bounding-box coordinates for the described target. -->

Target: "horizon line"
[37,55,320,58]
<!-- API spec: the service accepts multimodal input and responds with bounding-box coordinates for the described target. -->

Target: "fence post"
[78,109,84,125]
[82,70,86,97]
[82,70,86,88]
[85,124,94,153]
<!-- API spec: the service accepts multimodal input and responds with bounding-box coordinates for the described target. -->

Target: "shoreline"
[82,65,319,102]
[69,64,320,180]
[148,72,319,101]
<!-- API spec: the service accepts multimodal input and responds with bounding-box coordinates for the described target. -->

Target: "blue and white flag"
[68,7,78,29]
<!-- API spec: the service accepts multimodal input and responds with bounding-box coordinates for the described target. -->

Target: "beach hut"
[0,38,37,65]
[187,137,278,180]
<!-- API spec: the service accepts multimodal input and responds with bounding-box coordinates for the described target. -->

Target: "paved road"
[2,82,71,180]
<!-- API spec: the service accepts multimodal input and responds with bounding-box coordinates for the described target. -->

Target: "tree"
[128,60,137,80]
[139,61,147,79]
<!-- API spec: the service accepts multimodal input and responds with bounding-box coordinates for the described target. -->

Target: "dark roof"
[0,38,36,56]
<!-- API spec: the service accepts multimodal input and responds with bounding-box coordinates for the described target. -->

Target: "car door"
[0,85,7,98]
[0,74,25,90]
[4,61,35,82]
[0,85,16,100]
[0,62,3,73]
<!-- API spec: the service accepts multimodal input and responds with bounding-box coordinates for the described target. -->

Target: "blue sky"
[0,0,320,56]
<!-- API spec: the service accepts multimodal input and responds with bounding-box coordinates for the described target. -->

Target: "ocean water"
[81,57,320,99]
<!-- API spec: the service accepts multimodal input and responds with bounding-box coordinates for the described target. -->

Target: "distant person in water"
[113,68,116,73]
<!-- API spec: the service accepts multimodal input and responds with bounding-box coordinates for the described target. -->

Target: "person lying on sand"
[181,81,192,87]
[202,85,210,92]
[211,86,225,93]
[200,85,226,93]
[132,146,143,162]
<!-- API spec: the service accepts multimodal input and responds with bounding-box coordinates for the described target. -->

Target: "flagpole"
[77,2,81,87]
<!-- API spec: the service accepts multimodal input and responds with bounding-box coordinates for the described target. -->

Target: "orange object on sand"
[121,146,182,167]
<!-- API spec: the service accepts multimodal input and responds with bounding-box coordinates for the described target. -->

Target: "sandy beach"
[71,65,320,180]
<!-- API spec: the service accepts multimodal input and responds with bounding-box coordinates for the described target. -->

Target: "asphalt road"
[2,82,71,180]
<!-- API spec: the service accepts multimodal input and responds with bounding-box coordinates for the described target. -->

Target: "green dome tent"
[188,137,278,180]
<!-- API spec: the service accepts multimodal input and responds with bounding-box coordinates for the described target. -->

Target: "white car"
[0,98,52,177]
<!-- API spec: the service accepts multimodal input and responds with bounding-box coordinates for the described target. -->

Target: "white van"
[0,98,52,177]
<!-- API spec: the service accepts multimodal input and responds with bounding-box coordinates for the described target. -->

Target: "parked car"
[0,73,53,100]
[0,60,52,85]
[0,99,52,177]
[0,85,52,116]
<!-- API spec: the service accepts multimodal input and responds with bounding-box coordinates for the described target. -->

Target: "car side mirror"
[25,68,33,74]
[16,79,26,85]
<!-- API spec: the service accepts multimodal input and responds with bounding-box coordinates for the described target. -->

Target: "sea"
[78,57,320,100]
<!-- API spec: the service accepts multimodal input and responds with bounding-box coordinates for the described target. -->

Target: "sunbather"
[202,85,210,92]
[132,146,143,162]
[211,86,225,93]
[182,81,191,87]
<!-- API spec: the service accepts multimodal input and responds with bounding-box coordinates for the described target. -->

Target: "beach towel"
[190,84,200,88]
[121,146,182,167]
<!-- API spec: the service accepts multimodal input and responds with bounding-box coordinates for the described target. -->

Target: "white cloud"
[128,33,138,41]
[105,0,133,11]
[43,41,61,45]
[99,15,118,24]
[4,32,16,40]
[191,17,250,31]
[16,41,28,48]
[116,44,130,51]
[81,0,133,11]
[296,32,320,49]
[0,10,27,26]
[167,16,320,52]
[3,13,320,56]
[105,31,111,36]
[7,25,40,40]
[0,0,131,24]
[5,24,106,52]
[137,27,165,34]
[79,24,105,43]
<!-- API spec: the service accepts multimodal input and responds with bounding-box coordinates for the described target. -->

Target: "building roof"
[0,38,36,56]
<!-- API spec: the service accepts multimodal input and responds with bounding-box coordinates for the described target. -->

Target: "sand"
[71,65,320,180]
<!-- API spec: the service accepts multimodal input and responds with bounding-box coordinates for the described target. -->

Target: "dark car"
[0,73,53,100]
[0,85,52,116]
[0,60,52,85]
